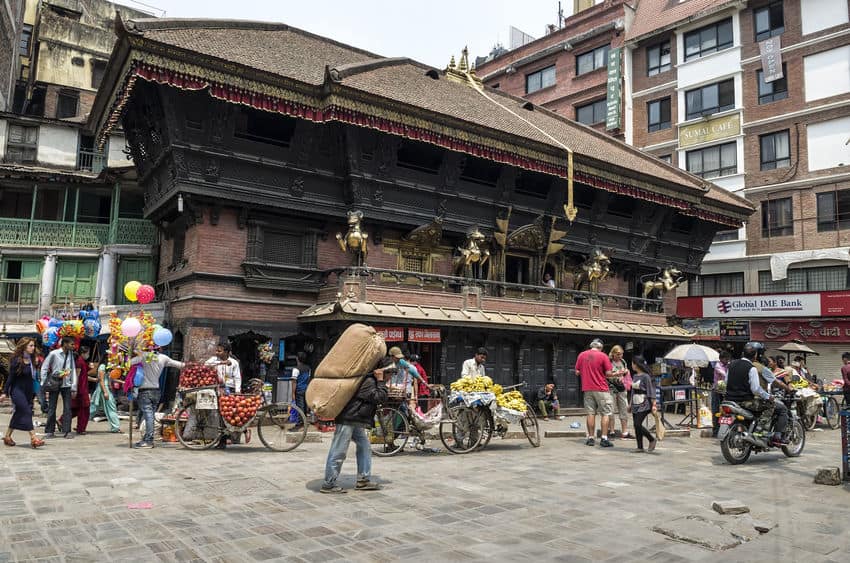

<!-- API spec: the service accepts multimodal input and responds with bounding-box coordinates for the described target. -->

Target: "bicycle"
[477,382,541,449]
[369,384,487,456]
[174,378,308,452]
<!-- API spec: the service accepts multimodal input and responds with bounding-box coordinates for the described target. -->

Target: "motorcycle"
[717,391,805,465]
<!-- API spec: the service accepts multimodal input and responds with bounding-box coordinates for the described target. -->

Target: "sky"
[117,0,572,68]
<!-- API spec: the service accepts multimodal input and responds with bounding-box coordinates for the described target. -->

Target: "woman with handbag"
[608,345,633,439]
[3,338,44,448]
[628,355,657,453]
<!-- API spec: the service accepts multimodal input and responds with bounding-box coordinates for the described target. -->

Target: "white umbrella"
[664,343,720,368]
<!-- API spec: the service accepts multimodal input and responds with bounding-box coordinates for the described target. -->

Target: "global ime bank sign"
[678,292,850,319]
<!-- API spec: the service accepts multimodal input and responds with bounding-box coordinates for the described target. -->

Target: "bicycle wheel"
[175,406,222,450]
[439,405,485,453]
[824,397,840,429]
[520,402,541,447]
[370,407,409,457]
[257,403,307,452]
[478,406,495,449]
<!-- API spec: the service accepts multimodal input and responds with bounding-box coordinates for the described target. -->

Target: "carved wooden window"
[5,124,37,163]
[234,107,296,147]
[460,156,500,186]
[172,231,185,265]
[247,223,317,268]
[263,231,302,264]
[403,255,425,273]
[396,140,442,174]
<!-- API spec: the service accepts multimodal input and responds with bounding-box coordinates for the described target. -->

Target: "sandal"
[622,432,635,439]
[3,436,15,447]
[31,437,44,449]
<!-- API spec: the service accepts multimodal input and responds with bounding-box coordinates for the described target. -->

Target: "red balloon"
[136,284,156,305]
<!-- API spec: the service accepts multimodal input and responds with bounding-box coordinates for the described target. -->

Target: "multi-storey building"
[0,0,25,111]
[475,0,628,137]
[0,0,155,337]
[624,0,850,376]
[87,16,751,401]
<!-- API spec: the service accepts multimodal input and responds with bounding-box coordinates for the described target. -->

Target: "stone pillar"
[99,250,118,306]
[93,253,105,306]
[39,254,57,315]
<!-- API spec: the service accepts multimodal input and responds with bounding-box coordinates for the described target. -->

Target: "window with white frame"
[759,267,848,293]
[684,18,733,61]
[801,0,849,35]
[806,116,850,171]
[759,130,791,171]
[803,46,850,102]
[686,142,737,179]
[525,65,556,94]
[688,273,744,296]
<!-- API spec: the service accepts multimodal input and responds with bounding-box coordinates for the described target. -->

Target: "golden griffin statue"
[641,267,683,300]
[573,249,611,293]
[453,228,490,278]
[336,210,369,266]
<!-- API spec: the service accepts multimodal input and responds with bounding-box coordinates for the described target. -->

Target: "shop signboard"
[408,327,440,342]
[373,326,404,342]
[719,320,750,340]
[678,113,741,148]
[605,47,622,131]
[682,318,720,340]
[751,319,850,343]
[676,291,850,318]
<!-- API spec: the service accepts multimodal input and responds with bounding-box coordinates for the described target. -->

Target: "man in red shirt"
[575,339,614,447]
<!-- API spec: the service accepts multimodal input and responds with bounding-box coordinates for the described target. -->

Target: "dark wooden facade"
[89,18,752,405]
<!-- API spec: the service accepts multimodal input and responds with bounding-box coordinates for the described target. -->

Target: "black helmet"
[742,342,764,360]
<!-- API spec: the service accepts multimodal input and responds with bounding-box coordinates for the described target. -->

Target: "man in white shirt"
[205,343,242,395]
[130,350,184,448]
[461,348,488,378]
[40,336,78,439]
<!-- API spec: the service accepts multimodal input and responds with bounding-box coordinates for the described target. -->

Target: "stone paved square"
[2,414,850,562]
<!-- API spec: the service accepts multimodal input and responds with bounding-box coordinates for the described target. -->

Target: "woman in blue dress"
[3,337,44,448]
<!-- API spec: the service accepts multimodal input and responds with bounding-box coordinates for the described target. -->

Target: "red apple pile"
[179,363,219,389]
[219,394,263,428]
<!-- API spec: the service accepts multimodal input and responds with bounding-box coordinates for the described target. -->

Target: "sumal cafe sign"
[679,113,741,148]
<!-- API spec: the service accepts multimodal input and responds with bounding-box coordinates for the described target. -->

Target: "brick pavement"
[0,413,849,562]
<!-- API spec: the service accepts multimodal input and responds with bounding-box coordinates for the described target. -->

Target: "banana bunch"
[497,390,526,411]
[450,375,494,392]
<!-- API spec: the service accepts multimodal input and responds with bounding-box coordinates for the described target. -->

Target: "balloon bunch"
[79,308,102,338]
[35,314,94,350]
[106,310,174,376]
[123,280,156,305]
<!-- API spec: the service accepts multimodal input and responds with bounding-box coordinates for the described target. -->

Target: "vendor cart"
[175,378,307,452]
[456,382,540,449]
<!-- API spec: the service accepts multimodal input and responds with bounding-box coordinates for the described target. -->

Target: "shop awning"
[298,300,694,342]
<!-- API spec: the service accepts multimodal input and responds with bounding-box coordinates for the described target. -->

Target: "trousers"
[45,387,71,435]
[632,410,656,449]
[323,423,371,487]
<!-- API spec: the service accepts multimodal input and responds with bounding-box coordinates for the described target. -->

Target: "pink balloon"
[121,317,142,338]
[136,284,155,305]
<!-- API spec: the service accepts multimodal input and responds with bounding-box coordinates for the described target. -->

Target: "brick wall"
[630,31,677,95]
[740,0,850,60]
[632,85,678,150]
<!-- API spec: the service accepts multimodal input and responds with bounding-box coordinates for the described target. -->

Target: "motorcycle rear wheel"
[781,419,805,458]
[720,423,752,465]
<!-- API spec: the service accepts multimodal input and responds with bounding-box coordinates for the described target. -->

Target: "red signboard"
[678,291,850,318]
[408,327,441,343]
[751,319,850,343]
[373,326,404,342]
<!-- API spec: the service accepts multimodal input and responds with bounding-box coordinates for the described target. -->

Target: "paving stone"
[652,516,741,551]
[711,499,750,515]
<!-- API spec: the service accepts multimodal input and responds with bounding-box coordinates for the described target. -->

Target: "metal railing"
[0,280,42,323]
[77,149,106,174]
[0,217,156,248]
[321,267,665,313]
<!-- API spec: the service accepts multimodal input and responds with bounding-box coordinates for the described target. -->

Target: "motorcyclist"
[724,342,787,447]
[753,349,792,444]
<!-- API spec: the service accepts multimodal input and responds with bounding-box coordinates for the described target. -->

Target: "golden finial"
[458,46,469,72]
[445,47,482,87]
[448,55,456,70]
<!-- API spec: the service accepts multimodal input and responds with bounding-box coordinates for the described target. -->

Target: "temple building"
[88,17,753,403]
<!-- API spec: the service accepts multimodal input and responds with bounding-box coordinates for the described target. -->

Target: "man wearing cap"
[387,347,425,413]
[461,348,488,378]
[574,339,615,447]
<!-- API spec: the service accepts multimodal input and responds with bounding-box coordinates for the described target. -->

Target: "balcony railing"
[0,217,156,248]
[0,280,42,324]
[77,149,106,174]
[322,267,666,313]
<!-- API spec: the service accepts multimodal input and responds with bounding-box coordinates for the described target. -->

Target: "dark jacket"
[725,359,755,403]
[336,375,388,426]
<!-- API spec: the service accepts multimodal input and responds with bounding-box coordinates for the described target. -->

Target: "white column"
[100,251,118,306]
[94,253,105,306]
[39,254,58,315]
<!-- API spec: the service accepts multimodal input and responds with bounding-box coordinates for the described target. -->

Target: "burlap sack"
[305,375,366,420]
[315,323,386,379]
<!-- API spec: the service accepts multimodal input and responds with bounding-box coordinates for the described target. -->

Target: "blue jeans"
[138,389,160,443]
[323,424,371,487]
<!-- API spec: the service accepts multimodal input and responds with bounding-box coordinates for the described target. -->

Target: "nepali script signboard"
[605,47,622,131]
[759,35,784,83]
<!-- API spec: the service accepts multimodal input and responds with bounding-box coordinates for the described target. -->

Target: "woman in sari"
[90,362,121,433]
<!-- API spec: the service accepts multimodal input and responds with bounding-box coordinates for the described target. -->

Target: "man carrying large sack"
[321,358,389,494]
